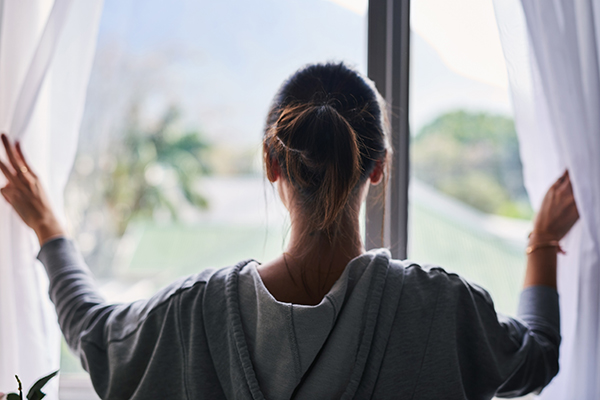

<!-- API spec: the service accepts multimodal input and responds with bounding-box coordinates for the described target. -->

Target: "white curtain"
[0,0,103,398]
[494,0,600,398]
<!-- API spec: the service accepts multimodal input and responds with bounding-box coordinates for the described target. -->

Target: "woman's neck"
[257,209,364,305]
[286,209,364,260]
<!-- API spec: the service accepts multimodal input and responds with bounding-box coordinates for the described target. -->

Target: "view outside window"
[409,0,532,317]
[60,0,367,381]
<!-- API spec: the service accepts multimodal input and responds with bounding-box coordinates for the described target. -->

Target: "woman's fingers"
[533,169,581,241]
[0,185,16,205]
[552,169,568,190]
[1,133,23,172]
[1,134,33,189]
[15,141,36,178]
[557,174,572,196]
[0,159,18,186]
[557,170,579,235]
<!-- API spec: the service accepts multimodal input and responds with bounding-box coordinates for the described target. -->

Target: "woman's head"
[263,63,389,233]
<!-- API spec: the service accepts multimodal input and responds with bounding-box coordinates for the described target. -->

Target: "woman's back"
[38,240,558,399]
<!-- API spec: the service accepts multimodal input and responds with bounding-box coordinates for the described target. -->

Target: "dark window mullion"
[365,0,411,259]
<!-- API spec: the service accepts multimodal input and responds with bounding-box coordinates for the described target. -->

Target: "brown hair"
[264,63,389,234]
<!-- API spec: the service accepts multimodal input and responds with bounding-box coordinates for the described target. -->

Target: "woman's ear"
[265,155,280,183]
[369,159,384,185]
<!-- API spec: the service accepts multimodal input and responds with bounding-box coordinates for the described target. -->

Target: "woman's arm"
[492,171,578,396]
[36,235,198,399]
[0,135,198,398]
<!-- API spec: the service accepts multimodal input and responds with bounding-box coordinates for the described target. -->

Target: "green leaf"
[7,393,21,400]
[27,392,44,400]
[12,375,23,400]
[26,370,59,400]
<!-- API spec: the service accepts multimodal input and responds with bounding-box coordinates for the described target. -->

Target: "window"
[363,0,530,319]
[407,0,531,317]
[58,0,532,397]
[60,0,367,395]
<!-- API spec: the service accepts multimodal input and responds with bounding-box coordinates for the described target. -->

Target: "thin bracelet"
[526,241,566,255]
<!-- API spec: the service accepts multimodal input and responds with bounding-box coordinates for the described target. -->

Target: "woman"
[0,63,579,399]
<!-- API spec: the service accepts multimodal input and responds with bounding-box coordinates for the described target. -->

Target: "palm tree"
[102,105,210,236]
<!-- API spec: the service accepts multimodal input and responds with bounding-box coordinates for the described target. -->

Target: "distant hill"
[80,0,365,150]
[79,0,510,152]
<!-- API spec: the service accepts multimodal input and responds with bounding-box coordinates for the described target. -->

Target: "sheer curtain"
[0,0,103,398]
[494,0,600,398]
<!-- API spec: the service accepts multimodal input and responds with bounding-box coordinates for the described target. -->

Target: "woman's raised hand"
[0,133,65,245]
[524,170,579,288]
[531,170,579,243]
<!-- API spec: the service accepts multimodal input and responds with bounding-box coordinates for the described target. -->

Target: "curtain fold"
[494,0,600,398]
[0,1,103,398]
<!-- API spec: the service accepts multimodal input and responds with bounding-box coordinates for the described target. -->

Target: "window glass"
[409,0,532,316]
[58,0,529,393]
[60,0,367,382]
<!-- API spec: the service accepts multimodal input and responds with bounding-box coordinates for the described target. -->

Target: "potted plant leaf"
[4,371,58,400]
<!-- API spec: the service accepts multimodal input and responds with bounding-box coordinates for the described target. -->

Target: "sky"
[80,0,513,152]
[326,0,513,131]
[328,0,509,89]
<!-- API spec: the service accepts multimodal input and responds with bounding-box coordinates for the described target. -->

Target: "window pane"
[409,0,531,316]
[60,0,367,381]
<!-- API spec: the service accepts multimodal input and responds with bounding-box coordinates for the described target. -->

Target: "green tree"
[101,105,211,235]
[412,110,532,219]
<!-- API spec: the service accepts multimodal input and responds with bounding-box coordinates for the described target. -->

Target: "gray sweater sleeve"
[496,285,560,397]
[37,237,192,399]
[455,278,560,398]
[37,237,106,351]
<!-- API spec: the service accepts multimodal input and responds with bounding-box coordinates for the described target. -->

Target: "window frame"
[365,0,411,259]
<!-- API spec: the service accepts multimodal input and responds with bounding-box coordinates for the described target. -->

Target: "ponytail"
[265,102,361,231]
[263,63,389,235]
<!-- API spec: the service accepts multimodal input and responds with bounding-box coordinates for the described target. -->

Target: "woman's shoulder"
[174,258,257,295]
[391,258,494,306]
[146,259,255,303]
[366,248,481,296]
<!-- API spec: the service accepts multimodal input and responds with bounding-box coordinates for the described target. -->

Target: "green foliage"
[102,106,211,235]
[412,110,533,219]
[7,371,58,400]
[8,375,22,400]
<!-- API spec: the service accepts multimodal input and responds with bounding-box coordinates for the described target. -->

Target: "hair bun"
[263,63,389,232]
